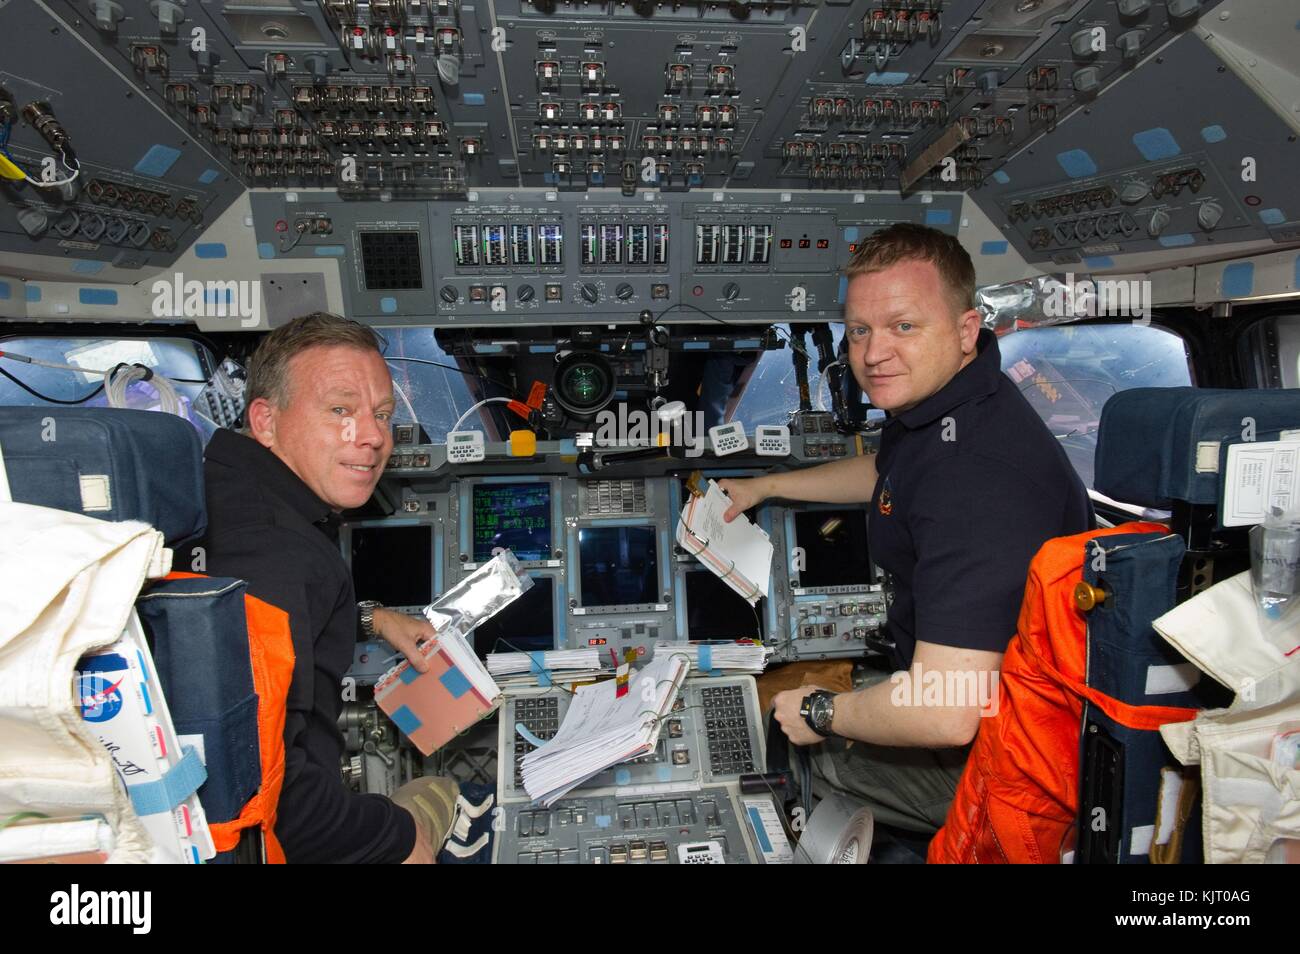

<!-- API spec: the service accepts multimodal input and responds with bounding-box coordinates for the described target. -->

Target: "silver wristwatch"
[358,600,383,639]
[800,690,837,738]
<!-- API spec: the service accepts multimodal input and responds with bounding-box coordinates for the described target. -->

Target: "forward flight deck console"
[342,416,889,669]
[493,675,786,864]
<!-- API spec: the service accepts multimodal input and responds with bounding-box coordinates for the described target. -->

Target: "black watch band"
[799,690,836,738]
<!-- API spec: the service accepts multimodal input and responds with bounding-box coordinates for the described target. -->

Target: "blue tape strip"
[1221,262,1255,298]
[865,71,909,85]
[1295,254,1300,292]
[1084,256,1115,268]
[313,245,346,257]
[134,144,181,178]
[516,722,545,747]
[528,652,553,687]
[1132,127,1181,161]
[684,341,710,350]
[71,259,106,275]
[837,275,848,303]
[126,746,206,816]
[462,93,485,105]
[698,645,713,673]
[79,288,117,306]
[1158,233,1195,248]
[0,281,9,300]
[924,208,952,226]
[980,240,1008,256]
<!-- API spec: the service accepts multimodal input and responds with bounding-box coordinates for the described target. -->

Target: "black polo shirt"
[198,429,416,864]
[868,329,1093,670]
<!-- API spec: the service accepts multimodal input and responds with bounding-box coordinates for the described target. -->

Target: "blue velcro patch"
[314,245,346,256]
[842,226,860,243]
[594,814,611,829]
[390,704,422,735]
[462,93,485,105]
[1260,208,1286,225]
[400,665,420,685]
[198,168,220,184]
[257,242,275,259]
[992,170,1011,184]
[381,296,398,314]
[1158,233,1195,247]
[1084,256,1115,268]
[1221,262,1255,298]
[614,768,632,785]
[683,341,709,350]
[195,243,227,259]
[1056,149,1097,178]
[440,665,472,699]
[865,72,909,85]
[1295,254,1300,292]
[656,765,672,782]
[79,288,118,305]
[71,259,106,275]
[925,208,953,226]
[134,144,182,178]
[837,275,848,303]
[25,285,41,302]
[1132,127,1181,161]
[0,281,9,300]
[1200,125,1227,143]
[529,344,557,353]
[981,240,1009,255]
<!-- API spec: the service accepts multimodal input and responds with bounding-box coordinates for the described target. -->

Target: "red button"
[693,285,703,296]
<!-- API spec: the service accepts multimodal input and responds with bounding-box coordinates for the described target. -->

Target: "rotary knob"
[439,285,459,304]
[615,283,634,301]
[518,284,536,302]
[580,282,599,303]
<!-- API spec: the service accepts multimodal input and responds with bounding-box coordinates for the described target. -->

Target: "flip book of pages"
[375,552,531,755]
[675,479,774,605]
[521,652,689,807]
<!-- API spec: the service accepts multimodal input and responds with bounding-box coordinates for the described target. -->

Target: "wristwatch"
[799,690,837,738]
[358,600,383,639]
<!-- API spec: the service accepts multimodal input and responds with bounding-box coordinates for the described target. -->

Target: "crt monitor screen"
[350,525,433,607]
[578,526,659,607]
[472,576,555,657]
[684,569,763,640]
[792,510,873,588]
[472,482,552,563]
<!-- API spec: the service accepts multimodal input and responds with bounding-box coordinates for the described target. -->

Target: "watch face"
[811,694,834,732]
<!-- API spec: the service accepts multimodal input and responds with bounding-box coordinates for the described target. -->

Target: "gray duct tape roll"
[795,793,874,864]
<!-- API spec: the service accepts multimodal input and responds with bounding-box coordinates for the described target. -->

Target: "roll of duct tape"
[795,794,874,864]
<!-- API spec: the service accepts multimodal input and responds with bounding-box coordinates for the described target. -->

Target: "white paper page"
[677,481,774,601]
[1223,440,1300,526]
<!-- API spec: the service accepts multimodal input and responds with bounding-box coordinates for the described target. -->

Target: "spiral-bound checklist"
[675,478,773,606]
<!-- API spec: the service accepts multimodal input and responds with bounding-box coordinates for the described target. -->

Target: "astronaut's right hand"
[716,477,769,523]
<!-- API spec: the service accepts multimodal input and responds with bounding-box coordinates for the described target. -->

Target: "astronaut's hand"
[372,608,433,674]
[716,477,769,523]
[772,686,830,747]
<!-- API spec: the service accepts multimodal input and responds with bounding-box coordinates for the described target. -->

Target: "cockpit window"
[379,328,481,441]
[726,324,847,428]
[998,323,1194,491]
[0,335,217,438]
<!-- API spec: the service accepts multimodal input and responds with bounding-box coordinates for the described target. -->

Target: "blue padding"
[195,243,227,259]
[980,240,1008,255]
[400,665,420,685]
[390,704,422,735]
[134,144,181,178]
[1084,256,1115,268]
[924,208,952,226]
[1132,127,1181,161]
[79,288,118,306]
[865,71,909,85]
[1259,208,1285,225]
[381,296,398,314]
[516,722,545,747]
[127,746,207,816]
[842,227,860,243]
[1158,233,1195,248]
[0,281,9,300]
[1200,124,1227,143]
[257,242,275,259]
[747,805,774,852]
[314,245,346,256]
[25,285,40,302]
[71,259,105,275]
[1056,149,1097,178]
[1221,262,1255,298]
[992,170,1010,184]
[462,93,485,105]
[198,168,220,184]
[440,665,472,699]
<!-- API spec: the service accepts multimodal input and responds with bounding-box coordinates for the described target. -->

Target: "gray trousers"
[794,671,970,835]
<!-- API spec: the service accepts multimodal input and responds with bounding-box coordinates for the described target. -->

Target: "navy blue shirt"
[868,329,1093,669]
